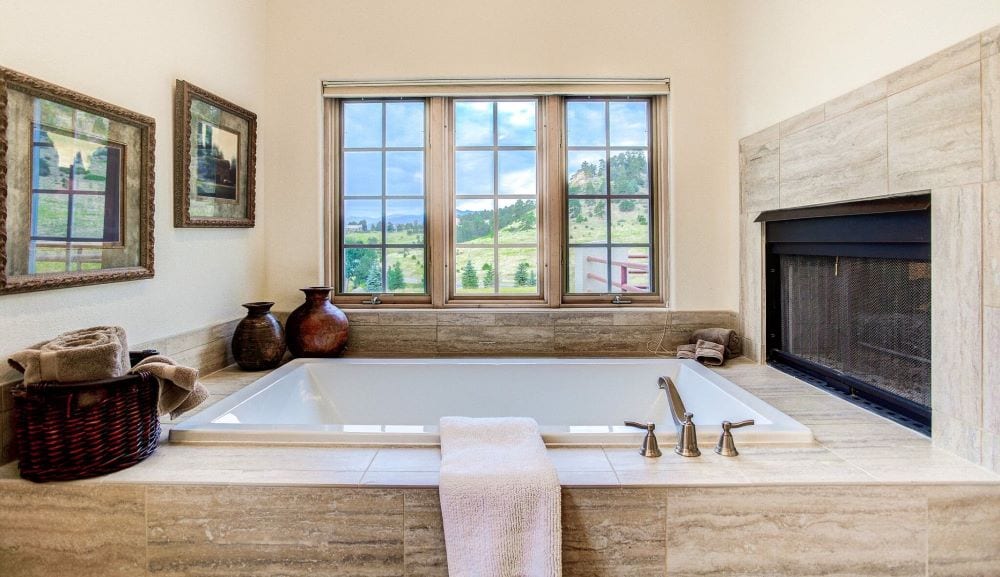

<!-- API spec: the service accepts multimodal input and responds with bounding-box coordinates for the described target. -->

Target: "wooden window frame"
[324,92,669,309]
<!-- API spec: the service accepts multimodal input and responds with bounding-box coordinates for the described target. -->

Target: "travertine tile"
[493,311,556,326]
[172,337,233,375]
[552,311,614,326]
[887,33,981,95]
[436,325,554,354]
[562,488,667,577]
[740,136,779,213]
[147,485,404,577]
[739,214,763,362]
[734,445,875,483]
[403,490,448,577]
[344,310,379,325]
[983,23,1000,59]
[370,448,441,472]
[666,485,927,577]
[136,318,240,357]
[362,471,440,487]
[984,306,1000,434]
[808,421,929,449]
[738,122,779,149]
[829,445,998,482]
[553,325,671,355]
[985,56,1000,183]
[931,185,983,423]
[668,310,737,328]
[347,325,438,355]
[435,312,495,325]
[932,413,982,465]
[984,183,1000,307]
[606,448,749,486]
[984,432,1000,473]
[0,484,145,577]
[888,63,982,193]
[928,485,1000,576]
[825,78,888,119]
[546,448,613,472]
[779,104,825,137]
[612,309,669,326]
[557,470,620,487]
[780,100,887,207]
[378,311,438,326]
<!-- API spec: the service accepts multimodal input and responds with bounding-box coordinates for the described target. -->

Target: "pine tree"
[387,262,405,291]
[461,260,479,289]
[514,262,531,286]
[528,270,537,287]
[365,266,382,292]
[481,263,494,288]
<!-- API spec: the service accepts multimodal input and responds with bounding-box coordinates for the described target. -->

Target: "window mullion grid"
[381,102,388,292]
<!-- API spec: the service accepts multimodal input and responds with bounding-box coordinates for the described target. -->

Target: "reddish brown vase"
[285,287,349,357]
[232,302,286,371]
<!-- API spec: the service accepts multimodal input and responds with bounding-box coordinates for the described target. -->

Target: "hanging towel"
[439,417,561,577]
[130,355,209,419]
[689,328,742,359]
[7,326,130,384]
[695,339,726,366]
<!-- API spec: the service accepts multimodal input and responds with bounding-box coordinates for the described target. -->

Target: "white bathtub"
[170,358,813,446]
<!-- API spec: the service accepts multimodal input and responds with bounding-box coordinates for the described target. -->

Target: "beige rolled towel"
[7,326,130,384]
[689,328,742,359]
[695,339,726,366]
[130,355,209,419]
[676,343,697,360]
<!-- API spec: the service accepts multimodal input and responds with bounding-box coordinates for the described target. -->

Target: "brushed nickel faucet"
[658,376,701,457]
[714,419,754,456]
[624,421,662,457]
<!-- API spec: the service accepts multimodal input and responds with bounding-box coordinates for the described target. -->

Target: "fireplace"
[759,194,931,433]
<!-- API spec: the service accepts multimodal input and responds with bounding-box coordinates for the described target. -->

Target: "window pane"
[343,151,382,196]
[498,198,536,244]
[386,247,425,293]
[610,150,649,195]
[385,101,424,147]
[568,246,608,293]
[568,198,607,244]
[567,151,606,195]
[455,247,494,293]
[565,98,654,296]
[498,247,538,294]
[455,198,494,244]
[498,150,536,195]
[32,193,69,237]
[71,195,106,239]
[611,246,651,293]
[343,102,383,148]
[566,101,606,146]
[497,101,536,146]
[386,199,425,245]
[610,199,649,243]
[343,247,382,293]
[385,151,424,196]
[455,150,493,195]
[454,101,493,147]
[609,101,648,146]
[343,199,382,245]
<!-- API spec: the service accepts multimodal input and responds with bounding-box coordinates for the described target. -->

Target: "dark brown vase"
[232,302,287,370]
[285,287,349,357]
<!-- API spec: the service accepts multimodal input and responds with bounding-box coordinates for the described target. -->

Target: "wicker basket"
[12,372,161,482]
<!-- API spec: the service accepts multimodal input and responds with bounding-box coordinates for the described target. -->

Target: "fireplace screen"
[778,254,931,410]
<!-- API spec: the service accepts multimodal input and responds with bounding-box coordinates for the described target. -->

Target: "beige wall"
[0,0,268,364]
[260,0,738,312]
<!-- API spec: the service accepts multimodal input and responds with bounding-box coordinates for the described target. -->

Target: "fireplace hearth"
[759,194,931,432]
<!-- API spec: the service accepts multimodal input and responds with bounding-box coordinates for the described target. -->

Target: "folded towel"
[690,328,742,359]
[130,355,208,418]
[695,339,726,366]
[676,343,697,360]
[7,326,130,384]
[439,417,561,577]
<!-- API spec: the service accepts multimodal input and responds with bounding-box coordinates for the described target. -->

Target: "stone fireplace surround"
[739,23,1000,472]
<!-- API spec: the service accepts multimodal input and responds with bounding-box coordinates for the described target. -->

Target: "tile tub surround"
[1,361,999,575]
[738,23,1000,471]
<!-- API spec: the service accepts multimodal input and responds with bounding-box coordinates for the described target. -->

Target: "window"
[326,84,667,307]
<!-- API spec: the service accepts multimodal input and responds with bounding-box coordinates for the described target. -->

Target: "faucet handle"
[715,419,755,457]
[624,421,662,457]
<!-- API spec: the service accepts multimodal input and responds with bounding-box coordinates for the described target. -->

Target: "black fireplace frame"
[757,193,932,429]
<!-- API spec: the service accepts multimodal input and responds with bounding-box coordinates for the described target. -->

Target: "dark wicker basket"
[12,372,161,482]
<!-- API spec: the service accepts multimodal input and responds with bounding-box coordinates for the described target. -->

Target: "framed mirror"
[0,67,155,294]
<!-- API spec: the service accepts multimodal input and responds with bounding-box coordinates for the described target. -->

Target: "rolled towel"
[690,328,742,359]
[695,339,726,366]
[439,416,561,577]
[7,326,130,384]
[130,355,209,418]
[675,343,697,360]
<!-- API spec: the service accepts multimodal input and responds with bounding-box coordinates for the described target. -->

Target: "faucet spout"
[658,376,701,457]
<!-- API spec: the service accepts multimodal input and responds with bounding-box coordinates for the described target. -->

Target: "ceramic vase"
[285,287,349,357]
[232,302,287,370]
